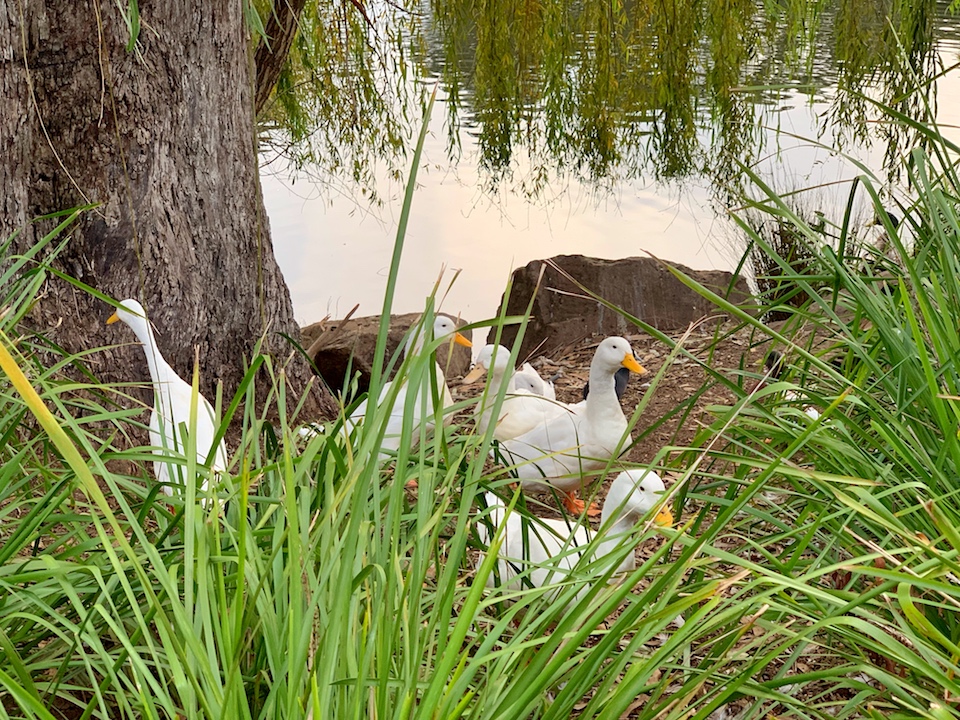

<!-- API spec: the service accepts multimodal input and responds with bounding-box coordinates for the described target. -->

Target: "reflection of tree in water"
[263,0,953,202]
[259,0,413,207]
[828,0,941,181]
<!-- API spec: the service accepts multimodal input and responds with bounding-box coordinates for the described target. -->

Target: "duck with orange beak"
[497,336,646,516]
[106,299,227,509]
[477,469,673,605]
[347,314,472,461]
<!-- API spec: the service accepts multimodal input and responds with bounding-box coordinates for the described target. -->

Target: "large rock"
[301,312,472,397]
[490,255,753,358]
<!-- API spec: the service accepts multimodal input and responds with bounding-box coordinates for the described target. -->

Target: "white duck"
[107,299,227,504]
[349,315,471,458]
[477,469,673,602]
[514,362,556,400]
[499,336,645,515]
[463,344,566,441]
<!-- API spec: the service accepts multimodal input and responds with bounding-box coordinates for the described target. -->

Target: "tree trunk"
[255,0,308,115]
[0,0,335,420]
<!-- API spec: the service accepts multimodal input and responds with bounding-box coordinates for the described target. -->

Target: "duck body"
[477,469,672,603]
[498,337,645,513]
[491,392,567,442]
[108,299,227,501]
[349,315,471,458]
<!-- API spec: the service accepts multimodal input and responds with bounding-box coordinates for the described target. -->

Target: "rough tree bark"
[0,1,335,419]
[255,0,308,114]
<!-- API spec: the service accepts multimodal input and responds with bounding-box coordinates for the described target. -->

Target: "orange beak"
[654,507,674,527]
[622,353,646,374]
[462,365,487,383]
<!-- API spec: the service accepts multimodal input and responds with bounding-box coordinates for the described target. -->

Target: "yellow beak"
[622,353,646,374]
[106,312,120,325]
[454,332,472,348]
[462,365,487,384]
[654,507,674,527]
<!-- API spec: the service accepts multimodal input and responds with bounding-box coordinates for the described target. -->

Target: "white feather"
[477,470,672,604]
[514,362,556,400]
[108,299,227,504]
[466,344,567,441]
[349,316,471,459]
[499,337,645,499]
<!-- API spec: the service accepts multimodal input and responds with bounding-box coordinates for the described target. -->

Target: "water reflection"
[262,0,960,324]
[416,0,951,190]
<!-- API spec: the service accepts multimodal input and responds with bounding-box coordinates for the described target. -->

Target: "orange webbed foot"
[562,491,599,517]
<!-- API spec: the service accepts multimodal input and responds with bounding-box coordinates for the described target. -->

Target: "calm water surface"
[264,2,960,327]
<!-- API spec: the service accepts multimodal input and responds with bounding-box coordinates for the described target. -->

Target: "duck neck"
[595,507,638,575]
[128,316,170,387]
[586,360,620,419]
[405,322,438,359]
[488,366,509,396]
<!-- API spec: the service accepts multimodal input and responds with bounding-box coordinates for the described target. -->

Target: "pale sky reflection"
[265,49,960,327]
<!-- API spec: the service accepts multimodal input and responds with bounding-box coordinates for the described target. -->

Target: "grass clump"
[0,266,773,718]
[0,129,763,720]
[679,109,960,714]
[7,101,960,719]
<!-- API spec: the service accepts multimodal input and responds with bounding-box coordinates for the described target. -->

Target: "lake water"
[263,2,960,328]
